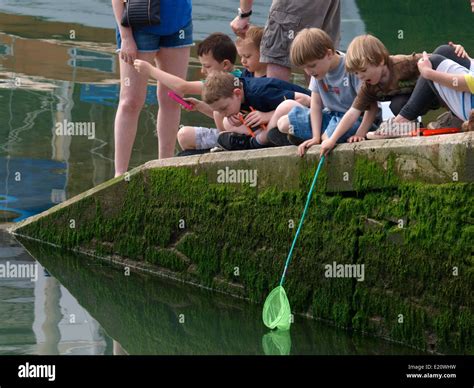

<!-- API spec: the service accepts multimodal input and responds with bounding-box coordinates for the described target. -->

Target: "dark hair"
[197,33,237,64]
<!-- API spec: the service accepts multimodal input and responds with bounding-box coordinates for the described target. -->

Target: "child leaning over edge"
[417,51,474,132]
[266,28,379,155]
[320,35,471,155]
[134,32,243,152]
[202,71,311,151]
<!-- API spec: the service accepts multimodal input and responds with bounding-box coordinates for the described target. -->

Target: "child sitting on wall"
[417,51,474,131]
[202,71,311,150]
[320,35,472,155]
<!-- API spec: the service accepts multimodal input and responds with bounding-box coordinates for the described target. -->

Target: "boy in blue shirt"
[202,72,311,150]
[268,28,378,155]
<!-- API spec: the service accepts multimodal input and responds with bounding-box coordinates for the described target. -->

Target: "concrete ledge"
[10,132,474,235]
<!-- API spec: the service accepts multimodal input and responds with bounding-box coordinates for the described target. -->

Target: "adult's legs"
[320,0,341,49]
[114,51,156,177]
[262,0,340,82]
[266,63,292,82]
[155,46,191,159]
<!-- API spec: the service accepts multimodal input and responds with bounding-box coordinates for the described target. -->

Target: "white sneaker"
[366,118,419,139]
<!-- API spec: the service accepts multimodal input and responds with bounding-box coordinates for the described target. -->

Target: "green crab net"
[262,155,326,332]
[262,286,291,331]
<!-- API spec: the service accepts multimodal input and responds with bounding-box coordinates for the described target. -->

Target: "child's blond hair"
[236,25,264,50]
[290,28,335,67]
[345,34,390,73]
[202,72,241,104]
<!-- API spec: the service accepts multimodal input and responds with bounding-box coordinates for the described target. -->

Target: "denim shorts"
[288,106,361,143]
[116,21,194,53]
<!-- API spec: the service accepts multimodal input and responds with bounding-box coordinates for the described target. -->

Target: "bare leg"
[267,100,303,129]
[114,52,156,177]
[155,47,191,159]
[266,63,292,82]
[177,126,196,149]
[257,101,303,145]
[278,115,328,140]
[277,115,291,133]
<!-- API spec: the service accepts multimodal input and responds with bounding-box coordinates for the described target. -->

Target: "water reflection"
[0,230,112,355]
[0,158,67,222]
[0,24,213,199]
[13,235,426,355]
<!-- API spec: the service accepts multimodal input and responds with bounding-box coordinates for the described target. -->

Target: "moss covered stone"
[10,135,474,353]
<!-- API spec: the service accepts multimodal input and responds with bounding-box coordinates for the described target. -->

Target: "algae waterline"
[16,236,427,355]
[10,134,474,354]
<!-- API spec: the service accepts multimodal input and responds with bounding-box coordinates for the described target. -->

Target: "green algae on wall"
[18,238,427,355]
[13,153,474,354]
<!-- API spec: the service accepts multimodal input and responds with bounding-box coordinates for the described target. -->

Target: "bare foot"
[461,109,474,132]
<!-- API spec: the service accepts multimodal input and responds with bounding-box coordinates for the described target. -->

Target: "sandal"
[461,109,474,132]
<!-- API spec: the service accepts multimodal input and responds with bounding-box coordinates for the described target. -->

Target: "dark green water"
[2,231,426,355]
[0,0,472,355]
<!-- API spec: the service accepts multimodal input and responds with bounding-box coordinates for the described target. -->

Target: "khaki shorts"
[260,0,341,68]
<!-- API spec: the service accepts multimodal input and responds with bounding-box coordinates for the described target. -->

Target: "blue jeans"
[116,20,194,52]
[288,106,362,143]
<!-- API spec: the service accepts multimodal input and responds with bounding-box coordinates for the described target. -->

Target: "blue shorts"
[116,21,194,53]
[288,106,362,143]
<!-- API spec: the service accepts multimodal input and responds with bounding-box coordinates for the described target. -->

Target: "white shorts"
[434,59,474,121]
[194,127,220,150]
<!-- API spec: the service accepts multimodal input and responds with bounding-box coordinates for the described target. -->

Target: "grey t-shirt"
[309,52,360,113]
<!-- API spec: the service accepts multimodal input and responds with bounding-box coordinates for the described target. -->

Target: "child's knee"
[277,115,290,133]
[177,126,196,149]
[277,99,301,114]
[427,53,448,70]
[433,44,454,57]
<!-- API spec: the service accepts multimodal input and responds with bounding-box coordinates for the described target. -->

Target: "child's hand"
[417,51,433,78]
[244,110,271,128]
[133,59,152,76]
[182,97,200,112]
[320,138,336,156]
[300,94,311,107]
[449,42,469,58]
[120,37,138,65]
[230,15,250,38]
[348,135,365,143]
[298,138,320,157]
[228,114,243,127]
